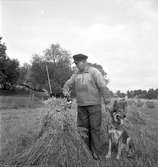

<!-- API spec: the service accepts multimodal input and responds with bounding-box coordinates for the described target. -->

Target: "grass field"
[0,96,45,161]
[0,96,158,167]
[0,95,44,109]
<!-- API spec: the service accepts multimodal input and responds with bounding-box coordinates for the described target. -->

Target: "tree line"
[116,89,158,99]
[0,37,20,90]
[127,89,158,99]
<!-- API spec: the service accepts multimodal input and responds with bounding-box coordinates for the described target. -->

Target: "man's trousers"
[77,104,103,157]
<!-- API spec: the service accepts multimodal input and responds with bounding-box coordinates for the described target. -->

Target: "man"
[63,54,111,160]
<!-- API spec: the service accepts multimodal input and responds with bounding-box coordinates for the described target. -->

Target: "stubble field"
[0,96,158,167]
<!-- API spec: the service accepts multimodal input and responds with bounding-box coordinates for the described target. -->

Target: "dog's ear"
[119,99,128,114]
[113,100,118,112]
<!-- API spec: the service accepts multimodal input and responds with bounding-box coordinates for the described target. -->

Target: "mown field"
[0,95,158,167]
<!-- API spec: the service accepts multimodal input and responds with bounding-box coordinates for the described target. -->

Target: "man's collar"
[84,65,90,73]
[77,65,89,73]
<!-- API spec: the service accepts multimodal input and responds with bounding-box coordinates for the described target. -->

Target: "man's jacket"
[63,66,111,106]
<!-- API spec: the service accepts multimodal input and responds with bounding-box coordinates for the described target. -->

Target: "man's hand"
[63,88,71,97]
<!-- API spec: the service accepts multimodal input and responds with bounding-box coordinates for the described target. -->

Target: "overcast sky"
[1,0,158,92]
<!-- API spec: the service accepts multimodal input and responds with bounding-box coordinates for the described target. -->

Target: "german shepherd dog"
[106,99,135,160]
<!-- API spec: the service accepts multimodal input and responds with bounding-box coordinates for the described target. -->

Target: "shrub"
[127,99,137,106]
[145,101,155,109]
[136,99,144,107]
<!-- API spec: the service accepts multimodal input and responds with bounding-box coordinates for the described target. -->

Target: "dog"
[106,99,135,160]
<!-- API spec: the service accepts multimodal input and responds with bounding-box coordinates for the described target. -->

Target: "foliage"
[0,37,20,89]
[26,54,47,89]
[145,101,155,109]
[116,89,158,99]
[88,63,107,76]
[116,90,126,98]
[0,37,8,86]
[147,89,158,99]
[18,63,31,84]
[27,44,73,95]
[88,62,109,84]
[127,89,158,99]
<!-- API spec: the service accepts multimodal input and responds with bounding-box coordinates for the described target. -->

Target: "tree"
[28,44,72,95]
[147,88,156,99]
[116,90,126,98]
[0,37,20,89]
[126,89,158,99]
[4,59,20,88]
[43,44,72,94]
[88,62,109,84]
[26,44,111,97]
[0,37,7,86]
[18,63,31,84]
[27,54,48,89]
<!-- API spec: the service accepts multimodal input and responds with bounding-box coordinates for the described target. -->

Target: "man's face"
[74,60,86,71]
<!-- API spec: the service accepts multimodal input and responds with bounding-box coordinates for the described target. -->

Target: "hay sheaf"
[12,98,95,167]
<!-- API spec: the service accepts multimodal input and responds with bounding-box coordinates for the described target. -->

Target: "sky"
[1,0,158,92]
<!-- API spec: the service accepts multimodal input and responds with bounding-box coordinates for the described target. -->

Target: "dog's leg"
[116,140,125,160]
[127,138,135,158]
[106,139,112,159]
[126,137,131,152]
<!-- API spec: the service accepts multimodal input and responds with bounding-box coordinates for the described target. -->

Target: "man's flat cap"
[73,54,88,62]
